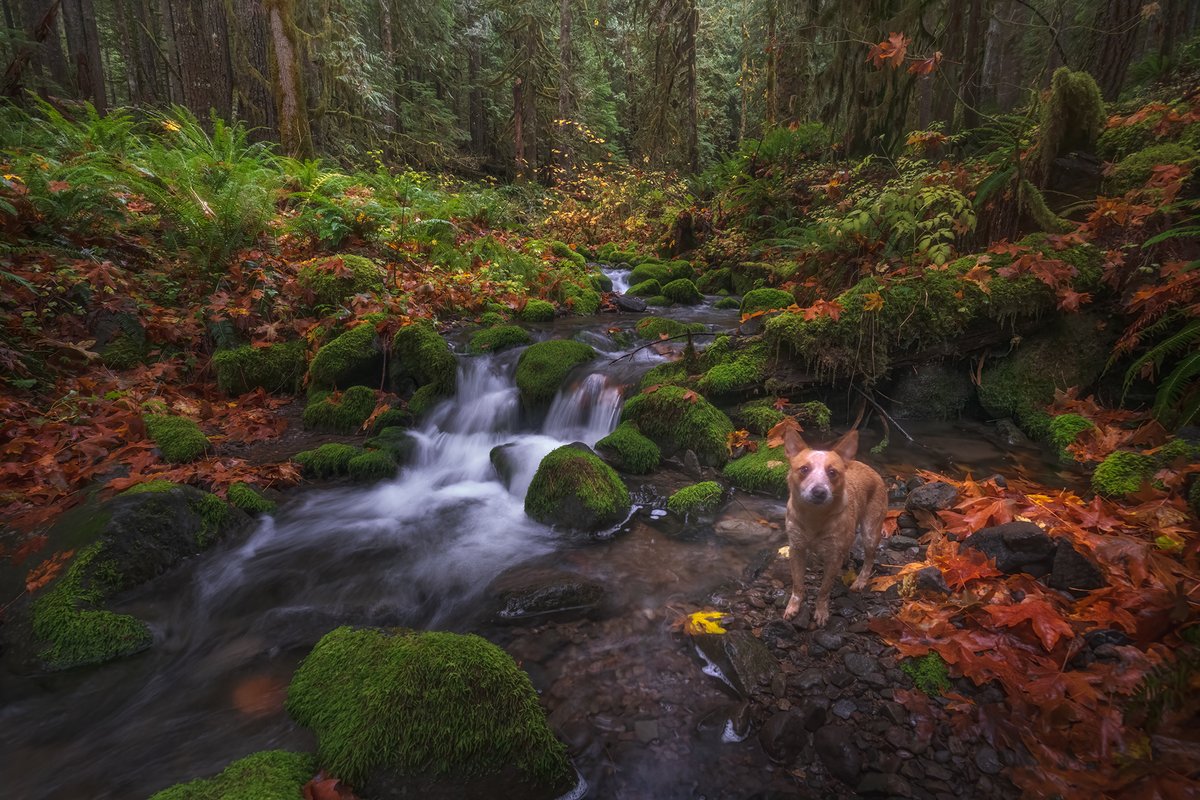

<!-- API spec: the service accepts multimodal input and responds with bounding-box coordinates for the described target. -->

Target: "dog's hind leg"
[850,506,887,592]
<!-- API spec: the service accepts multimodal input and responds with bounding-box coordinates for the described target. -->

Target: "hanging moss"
[307,322,383,389]
[525,445,630,530]
[621,385,734,466]
[469,325,532,354]
[661,278,703,305]
[212,340,306,396]
[667,481,725,515]
[297,254,384,308]
[595,422,662,473]
[302,386,377,433]
[1037,68,1106,180]
[723,443,789,498]
[519,299,556,322]
[293,443,362,478]
[148,750,315,800]
[144,414,209,463]
[1020,180,1073,234]
[514,339,596,407]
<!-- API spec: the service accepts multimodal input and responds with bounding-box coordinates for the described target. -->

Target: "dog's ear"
[783,429,808,458]
[832,429,859,462]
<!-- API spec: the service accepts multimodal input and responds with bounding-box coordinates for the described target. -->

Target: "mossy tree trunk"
[265,0,312,158]
[1086,0,1146,100]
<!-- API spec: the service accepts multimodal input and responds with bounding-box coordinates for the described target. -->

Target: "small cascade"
[543,372,625,445]
[604,265,632,294]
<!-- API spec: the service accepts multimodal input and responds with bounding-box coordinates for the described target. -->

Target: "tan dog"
[781,429,887,628]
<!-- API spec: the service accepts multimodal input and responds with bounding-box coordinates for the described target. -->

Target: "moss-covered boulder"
[308,322,384,390]
[8,484,244,672]
[525,445,630,531]
[730,262,774,295]
[1107,142,1197,195]
[297,254,385,308]
[562,282,601,315]
[621,385,734,466]
[302,386,377,433]
[740,288,795,316]
[697,268,733,294]
[661,278,703,305]
[626,279,663,297]
[634,317,706,341]
[1092,450,1155,497]
[144,414,209,463]
[977,315,1110,439]
[723,443,789,498]
[696,337,768,397]
[366,426,419,466]
[1049,413,1095,458]
[347,449,397,482]
[469,325,532,354]
[149,750,314,800]
[733,399,786,435]
[293,443,362,478]
[629,259,693,286]
[595,422,661,473]
[519,299,556,322]
[391,321,457,409]
[212,340,306,396]
[227,482,276,514]
[515,339,596,408]
[667,481,725,515]
[286,627,575,799]
[714,296,741,310]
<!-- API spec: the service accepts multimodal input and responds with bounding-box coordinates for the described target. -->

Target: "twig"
[608,331,722,364]
[852,384,914,443]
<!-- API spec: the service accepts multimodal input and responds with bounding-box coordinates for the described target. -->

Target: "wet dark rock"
[881,701,907,726]
[796,668,824,691]
[758,711,809,763]
[799,698,829,732]
[862,672,889,688]
[827,670,855,689]
[962,521,1055,574]
[713,516,773,545]
[989,474,1008,488]
[905,481,959,513]
[613,294,647,312]
[1085,628,1133,649]
[857,772,913,797]
[815,725,863,785]
[695,630,779,697]
[682,449,702,478]
[888,362,973,422]
[634,719,660,743]
[896,511,920,529]
[813,630,844,650]
[489,443,520,489]
[843,651,875,677]
[831,699,857,719]
[889,535,920,550]
[887,479,909,503]
[1048,538,1107,592]
[974,746,1003,775]
[914,566,951,594]
[489,567,605,621]
[994,419,1029,447]
[760,619,796,650]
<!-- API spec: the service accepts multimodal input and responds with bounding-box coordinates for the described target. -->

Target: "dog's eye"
[798,465,811,476]
[826,467,839,479]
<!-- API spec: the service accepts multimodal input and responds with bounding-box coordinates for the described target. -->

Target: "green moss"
[646,295,670,306]
[347,450,397,482]
[740,288,795,316]
[366,426,417,465]
[1020,180,1073,234]
[1157,437,1200,463]
[1190,479,1200,518]
[595,422,662,473]
[714,296,740,310]
[549,240,586,267]
[734,399,786,435]
[562,282,601,315]
[30,541,152,671]
[286,627,574,791]
[407,383,443,416]
[1037,68,1105,179]
[628,262,669,286]
[144,414,209,463]
[626,279,663,297]
[731,262,773,295]
[621,385,734,466]
[297,254,384,308]
[391,320,457,400]
[1098,118,1158,160]
[227,483,276,514]
[212,340,306,396]
[634,317,706,341]
[637,360,689,390]
[515,340,596,407]
[697,339,768,396]
[525,445,630,529]
[900,653,951,696]
[519,299,556,322]
[1092,450,1155,497]
[661,278,703,305]
[149,750,315,800]
[121,479,181,495]
[723,443,788,498]
[469,325,532,354]
[101,332,148,370]
[667,481,724,515]
[479,311,507,327]
[194,492,234,548]
[302,385,377,433]
[696,268,733,294]
[308,323,382,389]
[370,408,411,433]
[1108,143,1197,195]
[293,443,362,478]
[1049,414,1094,457]
[591,272,613,292]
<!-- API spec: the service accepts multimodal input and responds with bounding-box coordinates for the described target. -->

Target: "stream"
[0,272,1079,799]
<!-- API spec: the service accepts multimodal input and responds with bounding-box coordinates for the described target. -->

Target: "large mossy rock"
[302,385,377,433]
[595,421,661,473]
[8,484,246,672]
[286,627,576,800]
[297,254,385,308]
[144,414,209,463]
[391,321,457,414]
[308,321,384,389]
[723,443,789,498]
[212,340,306,396]
[977,314,1110,439]
[764,236,1105,385]
[525,445,630,531]
[149,750,314,800]
[621,385,734,466]
[515,339,596,408]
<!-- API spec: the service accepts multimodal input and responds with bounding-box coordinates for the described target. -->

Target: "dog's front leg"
[812,542,850,628]
[783,537,808,621]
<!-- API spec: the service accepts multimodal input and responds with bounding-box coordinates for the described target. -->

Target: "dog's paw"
[850,574,869,592]
[811,606,830,628]
[783,595,802,620]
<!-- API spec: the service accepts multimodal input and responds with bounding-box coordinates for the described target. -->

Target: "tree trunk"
[960,0,985,129]
[522,16,537,178]
[513,75,526,179]
[468,41,484,156]
[228,0,276,136]
[1086,0,1146,101]
[557,0,572,174]
[61,0,106,111]
[166,0,232,120]
[265,0,311,157]
[685,0,698,173]
[934,0,964,126]
[765,0,776,128]
[380,0,397,153]
[5,0,65,97]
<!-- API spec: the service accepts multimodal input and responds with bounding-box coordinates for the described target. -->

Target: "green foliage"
[1129,627,1200,731]
[212,341,306,396]
[469,325,532,354]
[286,627,573,790]
[667,481,724,515]
[1107,143,1198,195]
[525,445,630,529]
[347,450,397,482]
[227,483,276,514]
[621,385,734,466]
[149,751,315,800]
[740,288,795,316]
[661,278,703,305]
[1037,68,1106,179]
[595,422,662,473]
[515,340,596,406]
[1092,451,1155,497]
[519,299,557,322]
[900,653,951,695]
[302,386,377,433]
[634,317,706,341]
[144,414,209,463]
[293,443,362,478]
[297,254,384,309]
[1123,311,1200,430]
[1048,414,1095,457]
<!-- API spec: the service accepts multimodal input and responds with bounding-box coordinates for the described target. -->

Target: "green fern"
[1124,315,1200,428]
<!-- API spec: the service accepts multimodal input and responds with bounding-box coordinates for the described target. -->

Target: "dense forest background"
[3,0,1196,173]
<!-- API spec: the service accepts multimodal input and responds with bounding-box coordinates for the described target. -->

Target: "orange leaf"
[984,597,1075,652]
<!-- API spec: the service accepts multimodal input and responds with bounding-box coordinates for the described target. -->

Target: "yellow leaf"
[778,545,790,558]
[686,610,728,635]
[863,291,885,312]
[766,460,784,469]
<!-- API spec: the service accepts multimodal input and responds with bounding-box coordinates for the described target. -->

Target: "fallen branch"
[852,384,914,443]
[607,331,722,364]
